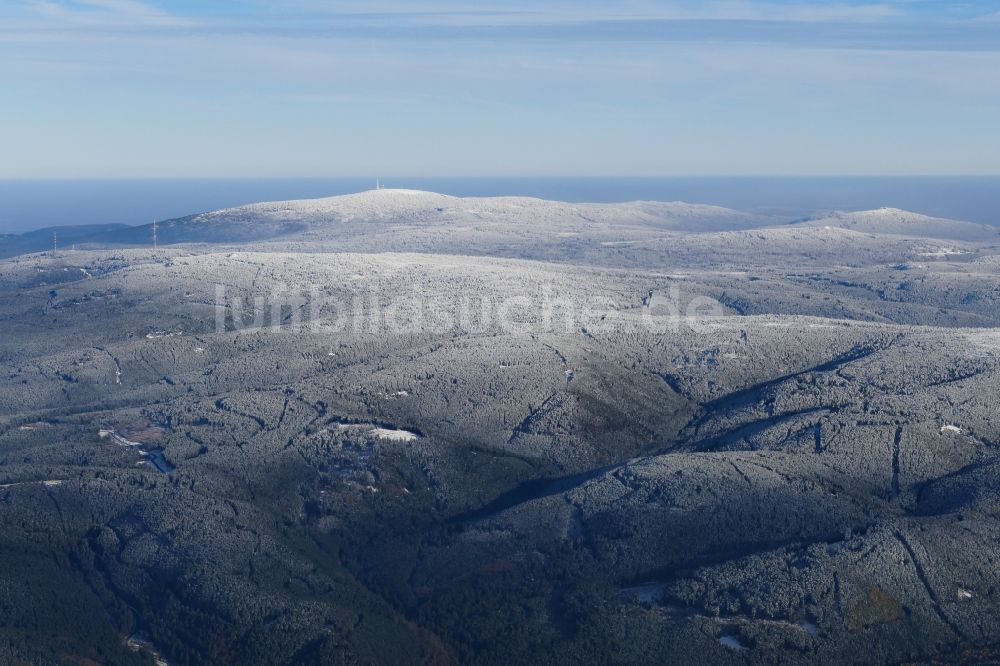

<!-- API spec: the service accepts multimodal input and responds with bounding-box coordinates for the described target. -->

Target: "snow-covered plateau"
[2,190,1000,664]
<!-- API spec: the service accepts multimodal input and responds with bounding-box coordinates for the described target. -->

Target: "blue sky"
[1,1,999,178]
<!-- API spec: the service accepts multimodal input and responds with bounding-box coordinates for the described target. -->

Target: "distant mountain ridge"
[0,223,130,258]
[89,189,782,246]
[791,207,1000,242]
[3,190,996,260]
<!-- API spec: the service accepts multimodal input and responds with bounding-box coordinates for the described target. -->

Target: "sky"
[1,0,1000,178]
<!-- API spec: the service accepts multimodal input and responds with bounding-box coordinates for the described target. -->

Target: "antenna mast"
[152,219,158,249]
[53,231,57,256]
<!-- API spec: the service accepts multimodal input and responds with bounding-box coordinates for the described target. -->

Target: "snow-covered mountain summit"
[16,192,996,269]
[172,188,778,234]
[86,188,780,249]
[792,208,1000,242]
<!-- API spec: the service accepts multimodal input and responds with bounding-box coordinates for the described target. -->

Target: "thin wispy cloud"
[1,0,998,177]
[231,0,999,24]
[5,1,1000,54]
[0,0,921,26]
[25,0,195,27]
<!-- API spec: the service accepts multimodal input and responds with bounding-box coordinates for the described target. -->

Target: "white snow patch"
[958,588,974,600]
[826,541,846,555]
[719,635,746,651]
[600,240,645,247]
[371,427,420,442]
[126,632,169,666]
[330,422,421,442]
[918,247,970,258]
[963,330,1000,357]
[0,479,65,489]
[941,424,963,435]
[146,331,181,339]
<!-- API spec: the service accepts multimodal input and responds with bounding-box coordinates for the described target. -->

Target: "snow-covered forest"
[2,190,1000,664]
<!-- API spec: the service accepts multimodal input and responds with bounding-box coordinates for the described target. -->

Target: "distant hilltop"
[4,190,998,260]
